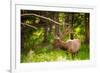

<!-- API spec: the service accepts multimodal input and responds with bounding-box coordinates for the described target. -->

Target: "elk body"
[53,37,81,59]
[66,39,80,53]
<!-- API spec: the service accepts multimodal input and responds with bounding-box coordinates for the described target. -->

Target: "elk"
[53,36,81,59]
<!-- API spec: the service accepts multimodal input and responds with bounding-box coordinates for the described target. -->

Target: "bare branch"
[21,13,61,25]
[21,23,37,30]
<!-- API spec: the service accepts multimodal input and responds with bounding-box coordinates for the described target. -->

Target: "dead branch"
[21,23,37,30]
[21,13,62,25]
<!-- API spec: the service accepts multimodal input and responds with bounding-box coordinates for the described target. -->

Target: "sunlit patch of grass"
[21,44,90,63]
[78,44,90,60]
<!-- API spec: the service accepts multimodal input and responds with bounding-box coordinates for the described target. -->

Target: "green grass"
[21,43,89,63]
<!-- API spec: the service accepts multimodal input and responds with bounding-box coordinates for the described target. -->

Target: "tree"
[69,13,74,40]
[54,13,60,37]
[84,13,89,44]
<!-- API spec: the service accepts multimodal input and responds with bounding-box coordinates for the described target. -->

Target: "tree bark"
[49,12,53,33]
[54,13,60,37]
[69,13,74,39]
[84,13,89,44]
[43,24,48,42]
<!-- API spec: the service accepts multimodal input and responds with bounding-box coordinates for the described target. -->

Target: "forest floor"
[21,43,89,63]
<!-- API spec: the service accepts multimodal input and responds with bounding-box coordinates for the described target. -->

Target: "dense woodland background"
[21,10,90,62]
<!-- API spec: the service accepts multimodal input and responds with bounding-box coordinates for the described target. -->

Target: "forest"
[21,10,90,63]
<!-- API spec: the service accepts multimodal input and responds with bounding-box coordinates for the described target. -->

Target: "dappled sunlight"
[21,10,90,63]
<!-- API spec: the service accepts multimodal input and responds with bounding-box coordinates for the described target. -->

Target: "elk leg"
[72,53,75,60]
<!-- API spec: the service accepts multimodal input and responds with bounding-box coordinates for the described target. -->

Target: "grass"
[21,43,90,63]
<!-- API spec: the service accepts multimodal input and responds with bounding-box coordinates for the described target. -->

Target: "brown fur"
[53,37,81,53]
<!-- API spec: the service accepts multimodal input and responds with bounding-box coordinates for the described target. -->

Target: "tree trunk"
[43,12,49,42]
[49,12,53,33]
[84,13,89,44]
[69,13,74,40]
[43,25,48,42]
[54,13,60,37]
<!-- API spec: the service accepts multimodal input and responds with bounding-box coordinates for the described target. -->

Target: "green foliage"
[59,13,65,25]
[47,33,54,43]
[21,10,90,63]
[21,28,44,54]
[21,44,89,63]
